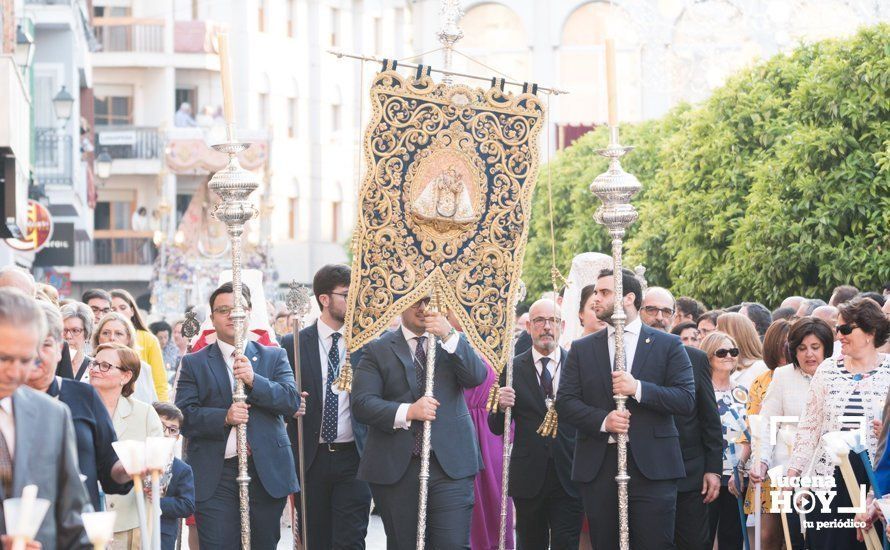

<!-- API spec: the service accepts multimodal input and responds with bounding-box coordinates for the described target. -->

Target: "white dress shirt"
[317,319,354,443]
[216,339,239,459]
[0,397,14,457]
[531,347,562,397]
[601,316,644,436]
[393,325,460,430]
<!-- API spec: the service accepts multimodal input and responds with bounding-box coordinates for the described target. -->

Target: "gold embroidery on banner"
[344,70,545,373]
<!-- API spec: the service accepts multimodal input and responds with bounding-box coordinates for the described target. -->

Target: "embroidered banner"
[345,68,545,372]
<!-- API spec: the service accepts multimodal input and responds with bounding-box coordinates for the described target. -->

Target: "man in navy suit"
[352,296,488,549]
[176,282,301,550]
[282,264,372,548]
[489,298,582,549]
[556,268,695,550]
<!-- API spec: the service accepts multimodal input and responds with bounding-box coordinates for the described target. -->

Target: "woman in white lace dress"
[787,298,890,549]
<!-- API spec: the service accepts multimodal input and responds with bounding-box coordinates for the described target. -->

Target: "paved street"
[276,515,387,549]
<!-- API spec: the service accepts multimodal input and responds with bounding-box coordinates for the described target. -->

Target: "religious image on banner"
[345,65,545,372]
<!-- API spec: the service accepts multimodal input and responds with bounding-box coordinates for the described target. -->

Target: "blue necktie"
[321,332,341,443]
[540,357,553,398]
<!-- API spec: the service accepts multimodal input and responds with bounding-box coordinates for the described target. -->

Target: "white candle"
[218,32,235,131]
[604,39,618,127]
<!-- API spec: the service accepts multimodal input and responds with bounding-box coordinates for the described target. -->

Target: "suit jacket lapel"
[520,353,548,416]
[11,389,33,496]
[631,325,654,379]
[302,324,324,413]
[594,330,612,393]
[207,343,233,404]
[391,332,419,399]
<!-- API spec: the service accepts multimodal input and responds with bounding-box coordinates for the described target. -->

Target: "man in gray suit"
[352,296,488,549]
[0,288,92,549]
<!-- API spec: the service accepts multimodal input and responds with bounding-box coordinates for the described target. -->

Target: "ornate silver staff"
[416,3,463,548]
[589,39,642,550]
[286,282,312,550]
[497,280,526,550]
[416,286,444,550]
[207,32,256,549]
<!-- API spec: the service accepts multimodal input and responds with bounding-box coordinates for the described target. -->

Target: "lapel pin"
[645,338,651,344]
[252,356,258,362]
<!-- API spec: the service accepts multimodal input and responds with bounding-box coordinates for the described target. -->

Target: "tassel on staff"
[536,402,558,438]
[486,384,499,414]
[335,349,354,392]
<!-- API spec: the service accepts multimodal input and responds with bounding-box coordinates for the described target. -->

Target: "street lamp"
[95,149,113,180]
[15,23,35,70]
[52,86,75,126]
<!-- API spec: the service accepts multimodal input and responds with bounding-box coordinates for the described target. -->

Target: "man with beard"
[556,268,695,549]
[352,295,488,549]
[489,298,582,549]
[641,287,722,550]
[282,264,372,548]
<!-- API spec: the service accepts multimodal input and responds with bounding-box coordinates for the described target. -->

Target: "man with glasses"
[175,282,301,550]
[641,287,722,550]
[281,264,372,549]
[556,269,695,550]
[489,298,582,549]
[82,289,114,323]
[352,293,488,549]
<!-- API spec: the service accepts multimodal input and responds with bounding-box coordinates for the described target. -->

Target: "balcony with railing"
[34,127,74,186]
[75,230,157,266]
[95,126,162,161]
[94,17,164,53]
[92,17,223,69]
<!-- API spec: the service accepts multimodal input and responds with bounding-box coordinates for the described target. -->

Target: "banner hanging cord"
[546,92,565,293]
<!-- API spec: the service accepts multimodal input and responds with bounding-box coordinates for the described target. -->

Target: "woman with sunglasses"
[787,297,890,549]
[92,313,159,404]
[29,302,134,510]
[111,289,170,401]
[704,331,749,550]
[90,342,165,549]
[717,312,768,391]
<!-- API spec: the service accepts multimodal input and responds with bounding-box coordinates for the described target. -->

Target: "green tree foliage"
[524,24,890,307]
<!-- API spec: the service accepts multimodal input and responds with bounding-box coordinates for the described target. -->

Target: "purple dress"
[465,362,515,550]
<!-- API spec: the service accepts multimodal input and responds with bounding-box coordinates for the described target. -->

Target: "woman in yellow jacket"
[111,288,170,401]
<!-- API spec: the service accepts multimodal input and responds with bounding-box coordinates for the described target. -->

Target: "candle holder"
[208,134,259,550]
[589,123,642,550]
[4,486,50,550]
[821,431,881,550]
[112,440,151,550]
[82,511,117,550]
[286,281,312,550]
[146,437,176,550]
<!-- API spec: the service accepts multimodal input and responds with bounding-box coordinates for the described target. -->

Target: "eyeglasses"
[90,306,112,315]
[63,327,84,336]
[329,292,349,299]
[212,306,250,316]
[89,360,124,373]
[162,424,181,436]
[835,323,859,336]
[408,299,430,310]
[714,348,740,358]
[530,317,560,328]
[642,306,675,317]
